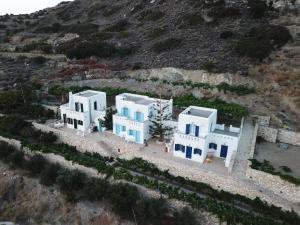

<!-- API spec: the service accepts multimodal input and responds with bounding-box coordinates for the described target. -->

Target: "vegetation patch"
[0,83,54,119]
[147,27,167,39]
[152,38,182,53]
[60,40,134,59]
[0,124,299,225]
[102,5,122,17]
[178,13,203,28]
[21,41,53,54]
[247,0,268,18]
[103,19,130,32]
[250,159,300,186]
[137,9,165,21]
[235,24,292,60]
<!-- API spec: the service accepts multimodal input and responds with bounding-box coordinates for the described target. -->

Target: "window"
[75,103,79,112]
[135,111,144,122]
[122,126,126,132]
[185,124,190,134]
[80,103,84,112]
[122,107,129,117]
[195,126,200,137]
[175,144,185,152]
[194,148,202,155]
[78,120,83,126]
[94,101,97,110]
[209,143,217,150]
[129,130,134,135]
[67,118,71,124]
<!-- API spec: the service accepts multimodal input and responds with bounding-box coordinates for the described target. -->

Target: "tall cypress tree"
[149,99,172,142]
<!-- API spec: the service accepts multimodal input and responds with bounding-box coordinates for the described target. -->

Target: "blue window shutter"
[185,124,190,134]
[181,145,185,153]
[195,126,199,137]
[134,112,137,120]
[175,144,180,151]
[127,108,130,118]
[141,113,144,122]
[214,143,217,150]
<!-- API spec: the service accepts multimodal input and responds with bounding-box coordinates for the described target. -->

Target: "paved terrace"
[46,120,300,214]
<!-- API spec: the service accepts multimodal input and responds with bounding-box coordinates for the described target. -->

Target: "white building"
[113,93,173,144]
[173,106,242,167]
[60,90,107,132]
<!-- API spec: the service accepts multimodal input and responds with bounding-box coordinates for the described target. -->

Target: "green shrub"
[200,59,216,72]
[23,154,48,175]
[0,141,16,160]
[22,41,52,54]
[102,5,122,17]
[83,178,109,201]
[109,183,140,219]
[173,207,199,225]
[64,40,133,59]
[39,131,57,145]
[247,0,268,18]
[220,30,234,39]
[147,27,167,39]
[207,6,241,19]
[40,163,61,186]
[7,151,24,168]
[137,10,165,21]
[178,13,203,27]
[31,56,47,64]
[235,25,292,60]
[104,19,130,32]
[152,38,182,53]
[56,169,87,193]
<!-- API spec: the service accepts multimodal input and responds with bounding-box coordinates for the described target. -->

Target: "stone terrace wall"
[258,125,300,146]
[246,167,300,204]
[247,124,300,204]
[258,126,278,143]
[33,123,111,157]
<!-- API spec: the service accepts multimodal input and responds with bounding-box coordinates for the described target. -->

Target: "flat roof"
[120,93,168,106]
[74,90,104,98]
[182,106,216,118]
[213,129,239,137]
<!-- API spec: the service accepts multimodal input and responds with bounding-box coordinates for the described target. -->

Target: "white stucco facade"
[173,106,241,167]
[60,90,107,132]
[113,93,173,144]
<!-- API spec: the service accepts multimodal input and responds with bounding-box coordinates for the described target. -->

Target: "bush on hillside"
[40,163,61,186]
[23,154,48,175]
[137,9,165,21]
[178,13,203,27]
[235,25,292,60]
[247,0,268,18]
[152,38,182,53]
[31,56,47,64]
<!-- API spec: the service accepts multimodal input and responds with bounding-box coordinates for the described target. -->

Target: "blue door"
[135,131,141,143]
[220,145,228,158]
[116,125,121,135]
[186,146,192,159]
[195,126,200,137]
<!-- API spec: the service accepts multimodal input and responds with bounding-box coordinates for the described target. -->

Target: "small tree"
[100,107,115,130]
[149,99,172,142]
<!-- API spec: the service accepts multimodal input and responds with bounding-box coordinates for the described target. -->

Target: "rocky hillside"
[0,0,296,72]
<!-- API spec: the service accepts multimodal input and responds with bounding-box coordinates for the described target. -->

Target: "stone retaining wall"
[33,123,111,157]
[246,167,300,204]
[258,125,300,146]
[247,123,300,204]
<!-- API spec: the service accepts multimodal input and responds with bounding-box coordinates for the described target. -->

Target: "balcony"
[113,114,146,130]
[174,130,206,147]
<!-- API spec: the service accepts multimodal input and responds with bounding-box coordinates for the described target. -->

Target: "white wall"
[178,111,217,138]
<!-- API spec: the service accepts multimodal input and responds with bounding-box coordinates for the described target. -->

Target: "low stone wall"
[247,124,300,205]
[33,123,111,157]
[278,129,300,146]
[258,125,300,146]
[0,136,22,149]
[258,126,278,143]
[246,167,300,204]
